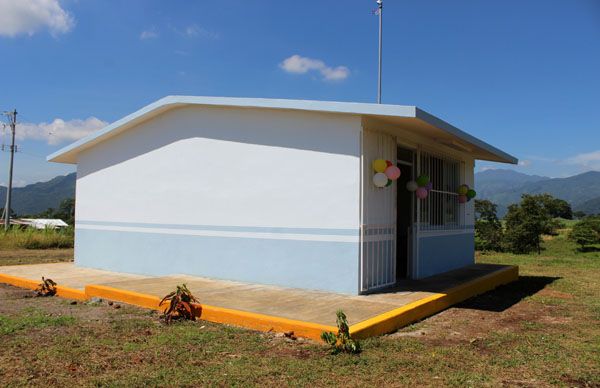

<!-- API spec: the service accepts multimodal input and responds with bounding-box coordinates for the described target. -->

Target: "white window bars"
[417,150,466,231]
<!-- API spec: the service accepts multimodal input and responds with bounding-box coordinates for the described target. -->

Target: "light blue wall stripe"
[76,220,359,236]
[418,233,474,278]
[75,228,360,294]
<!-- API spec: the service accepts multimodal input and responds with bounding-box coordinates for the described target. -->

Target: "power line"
[3,109,17,230]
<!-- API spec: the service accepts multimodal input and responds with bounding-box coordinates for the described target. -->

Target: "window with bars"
[418,151,464,230]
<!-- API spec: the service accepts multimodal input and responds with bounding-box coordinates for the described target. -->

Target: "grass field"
[0,228,74,250]
[0,228,598,386]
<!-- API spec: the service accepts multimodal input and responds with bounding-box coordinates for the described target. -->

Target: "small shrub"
[159,284,200,324]
[321,310,361,354]
[35,277,57,297]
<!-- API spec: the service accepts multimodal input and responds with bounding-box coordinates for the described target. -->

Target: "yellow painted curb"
[85,284,337,341]
[85,284,163,310]
[349,265,519,339]
[0,273,87,301]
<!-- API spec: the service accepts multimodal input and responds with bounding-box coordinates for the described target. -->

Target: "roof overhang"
[47,96,517,165]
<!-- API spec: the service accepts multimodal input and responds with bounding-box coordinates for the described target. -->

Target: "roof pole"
[377,0,383,104]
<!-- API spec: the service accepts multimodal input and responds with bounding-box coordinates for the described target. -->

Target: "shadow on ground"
[455,275,560,312]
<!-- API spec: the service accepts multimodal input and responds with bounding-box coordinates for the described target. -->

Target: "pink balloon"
[416,187,428,199]
[458,195,467,204]
[384,165,401,180]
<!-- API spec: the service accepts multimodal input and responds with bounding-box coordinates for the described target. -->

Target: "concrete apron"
[0,263,518,341]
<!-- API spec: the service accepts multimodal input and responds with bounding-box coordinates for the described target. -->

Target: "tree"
[474,199,503,251]
[569,222,599,250]
[55,198,75,225]
[504,194,551,254]
[538,194,573,220]
[31,198,75,225]
[573,210,586,219]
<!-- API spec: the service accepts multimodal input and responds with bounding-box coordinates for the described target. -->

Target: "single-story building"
[48,96,516,295]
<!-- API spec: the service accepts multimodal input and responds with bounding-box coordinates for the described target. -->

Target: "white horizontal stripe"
[77,224,360,243]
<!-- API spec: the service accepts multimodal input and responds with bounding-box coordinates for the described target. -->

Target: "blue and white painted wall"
[74,106,363,294]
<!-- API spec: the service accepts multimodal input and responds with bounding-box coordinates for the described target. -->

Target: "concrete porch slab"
[0,263,518,340]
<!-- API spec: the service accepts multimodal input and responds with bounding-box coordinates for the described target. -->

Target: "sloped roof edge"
[47,96,517,165]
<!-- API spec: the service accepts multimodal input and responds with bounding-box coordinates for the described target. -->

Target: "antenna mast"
[376,0,383,104]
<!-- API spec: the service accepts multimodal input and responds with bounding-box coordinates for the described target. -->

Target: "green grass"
[0,307,76,336]
[0,227,74,250]
[0,227,598,386]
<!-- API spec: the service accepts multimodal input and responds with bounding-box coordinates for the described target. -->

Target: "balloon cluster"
[406,175,432,199]
[372,159,401,188]
[457,184,476,203]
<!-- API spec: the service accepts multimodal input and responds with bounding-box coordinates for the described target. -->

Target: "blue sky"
[0,0,598,185]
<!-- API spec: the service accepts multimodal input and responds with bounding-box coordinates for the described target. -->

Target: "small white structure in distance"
[12,218,69,229]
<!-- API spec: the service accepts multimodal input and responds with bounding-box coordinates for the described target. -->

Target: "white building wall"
[74,106,362,294]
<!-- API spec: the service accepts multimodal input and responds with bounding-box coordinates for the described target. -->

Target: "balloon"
[416,187,429,199]
[467,189,477,199]
[384,165,401,180]
[372,159,387,173]
[385,160,393,167]
[406,181,418,192]
[458,195,467,204]
[385,179,393,187]
[458,184,469,195]
[416,175,430,187]
[425,181,433,191]
[373,172,388,187]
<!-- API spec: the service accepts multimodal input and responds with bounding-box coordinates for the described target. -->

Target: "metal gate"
[360,130,397,292]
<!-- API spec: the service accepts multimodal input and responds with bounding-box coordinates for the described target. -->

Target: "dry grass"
[0,228,74,250]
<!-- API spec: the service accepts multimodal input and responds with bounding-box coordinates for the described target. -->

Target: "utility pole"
[376,0,383,104]
[4,109,17,230]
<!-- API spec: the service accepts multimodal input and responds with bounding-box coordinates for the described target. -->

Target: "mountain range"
[1,169,599,218]
[475,169,600,217]
[0,173,76,216]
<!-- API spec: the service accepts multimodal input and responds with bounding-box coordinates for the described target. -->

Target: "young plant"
[159,284,200,324]
[321,310,361,354]
[35,277,57,297]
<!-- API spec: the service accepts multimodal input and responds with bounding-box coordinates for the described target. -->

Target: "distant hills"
[0,173,75,216]
[475,169,600,217]
[1,169,599,218]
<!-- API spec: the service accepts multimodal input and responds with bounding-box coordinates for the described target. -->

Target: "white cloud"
[0,0,75,37]
[140,29,158,40]
[518,160,531,167]
[15,117,107,145]
[566,150,600,171]
[280,54,350,81]
[175,24,218,39]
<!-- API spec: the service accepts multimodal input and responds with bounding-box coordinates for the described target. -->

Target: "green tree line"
[475,194,600,253]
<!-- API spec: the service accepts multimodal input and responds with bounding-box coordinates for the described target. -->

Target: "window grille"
[418,151,465,231]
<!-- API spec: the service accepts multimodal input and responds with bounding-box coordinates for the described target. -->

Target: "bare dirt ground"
[0,248,73,266]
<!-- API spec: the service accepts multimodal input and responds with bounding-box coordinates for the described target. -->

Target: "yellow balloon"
[458,185,469,195]
[372,159,387,173]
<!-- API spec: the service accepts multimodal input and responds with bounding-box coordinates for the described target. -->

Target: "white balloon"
[373,173,388,188]
[406,180,418,192]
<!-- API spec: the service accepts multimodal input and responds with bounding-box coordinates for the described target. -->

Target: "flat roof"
[47,96,517,164]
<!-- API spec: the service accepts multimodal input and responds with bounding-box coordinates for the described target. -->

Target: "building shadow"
[455,275,560,312]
